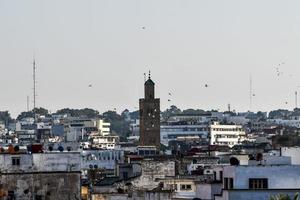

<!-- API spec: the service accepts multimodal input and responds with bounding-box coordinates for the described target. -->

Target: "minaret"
[139,71,161,149]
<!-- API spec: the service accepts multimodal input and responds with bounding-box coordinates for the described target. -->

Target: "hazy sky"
[1,0,300,117]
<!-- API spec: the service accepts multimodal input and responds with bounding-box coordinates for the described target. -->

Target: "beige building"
[95,119,110,136]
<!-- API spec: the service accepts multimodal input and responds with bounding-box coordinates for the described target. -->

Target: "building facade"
[210,122,246,147]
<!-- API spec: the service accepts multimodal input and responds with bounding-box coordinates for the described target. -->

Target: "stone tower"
[139,72,160,149]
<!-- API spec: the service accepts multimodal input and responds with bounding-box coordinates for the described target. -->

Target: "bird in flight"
[88,84,92,88]
[276,62,285,76]
[205,84,209,88]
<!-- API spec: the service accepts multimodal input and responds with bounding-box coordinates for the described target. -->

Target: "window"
[229,178,234,189]
[224,178,228,189]
[12,157,20,166]
[180,184,192,190]
[249,178,268,189]
[224,177,233,189]
[220,171,223,183]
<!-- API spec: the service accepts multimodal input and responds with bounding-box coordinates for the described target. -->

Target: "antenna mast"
[27,96,29,112]
[249,76,253,112]
[295,91,298,109]
[33,58,36,110]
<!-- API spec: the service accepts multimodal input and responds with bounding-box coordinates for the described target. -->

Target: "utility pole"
[249,76,253,112]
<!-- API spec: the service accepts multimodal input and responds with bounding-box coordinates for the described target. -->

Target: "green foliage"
[270,193,299,200]
[181,108,208,115]
[17,107,49,120]
[17,111,34,120]
[161,105,181,119]
[55,108,99,118]
[269,109,292,119]
[0,111,13,124]
[33,107,49,116]
[102,110,130,141]
[129,110,139,120]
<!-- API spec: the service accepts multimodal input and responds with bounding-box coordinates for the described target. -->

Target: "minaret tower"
[139,71,161,149]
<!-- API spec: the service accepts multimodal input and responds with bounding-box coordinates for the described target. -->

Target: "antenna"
[228,103,231,112]
[33,58,37,110]
[295,91,298,109]
[27,96,29,112]
[250,76,252,111]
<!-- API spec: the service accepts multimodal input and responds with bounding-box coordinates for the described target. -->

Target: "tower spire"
[148,70,151,79]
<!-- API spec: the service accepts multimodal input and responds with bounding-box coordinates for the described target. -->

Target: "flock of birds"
[165,61,299,107]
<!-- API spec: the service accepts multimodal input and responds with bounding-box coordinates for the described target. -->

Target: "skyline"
[1,0,300,117]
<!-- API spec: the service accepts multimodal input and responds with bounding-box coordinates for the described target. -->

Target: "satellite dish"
[230,157,240,166]
[48,146,53,152]
[58,146,64,152]
[14,145,20,152]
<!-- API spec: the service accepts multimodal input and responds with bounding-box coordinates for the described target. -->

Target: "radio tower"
[33,58,37,117]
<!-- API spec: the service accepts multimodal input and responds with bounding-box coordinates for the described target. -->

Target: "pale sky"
[1,0,300,117]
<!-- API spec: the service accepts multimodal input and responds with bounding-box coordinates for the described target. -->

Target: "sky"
[1,0,300,117]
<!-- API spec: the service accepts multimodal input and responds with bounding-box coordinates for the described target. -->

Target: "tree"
[17,107,49,120]
[161,105,181,120]
[102,110,130,141]
[270,193,299,200]
[55,108,99,118]
[269,109,292,119]
[0,111,13,125]
[182,109,208,115]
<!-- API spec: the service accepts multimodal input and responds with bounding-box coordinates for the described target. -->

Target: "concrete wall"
[0,172,80,200]
[0,154,33,172]
[282,147,300,165]
[196,183,222,200]
[131,160,175,190]
[92,191,172,200]
[0,152,81,173]
[33,152,81,171]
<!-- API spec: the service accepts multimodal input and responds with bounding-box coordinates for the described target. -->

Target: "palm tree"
[270,193,299,200]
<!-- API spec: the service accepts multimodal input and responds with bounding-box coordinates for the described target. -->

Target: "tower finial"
[148,70,151,79]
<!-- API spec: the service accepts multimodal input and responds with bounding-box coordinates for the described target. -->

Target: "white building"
[161,177,196,199]
[94,119,110,136]
[267,119,300,128]
[81,149,124,171]
[0,151,81,200]
[91,135,119,149]
[215,164,300,200]
[130,119,140,136]
[281,147,300,165]
[161,123,209,146]
[210,122,246,147]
